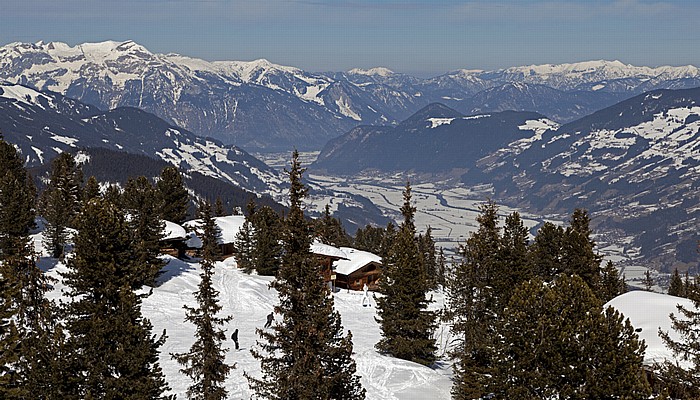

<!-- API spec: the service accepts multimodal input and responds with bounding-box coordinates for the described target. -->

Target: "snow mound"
[605,290,698,366]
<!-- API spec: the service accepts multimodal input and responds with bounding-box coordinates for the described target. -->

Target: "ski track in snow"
[42,253,453,399]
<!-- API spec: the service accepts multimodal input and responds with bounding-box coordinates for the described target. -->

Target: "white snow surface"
[333,247,383,276]
[183,215,246,245]
[427,117,455,128]
[162,220,187,241]
[0,83,53,108]
[39,248,453,399]
[310,241,349,260]
[605,291,698,367]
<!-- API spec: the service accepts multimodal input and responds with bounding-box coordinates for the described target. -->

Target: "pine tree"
[561,209,602,293]
[172,201,233,400]
[528,221,564,281]
[156,166,190,224]
[62,198,172,399]
[668,268,685,297]
[375,182,437,366]
[247,150,365,400]
[418,226,438,290]
[82,175,101,204]
[446,200,501,399]
[250,205,283,276]
[0,137,36,259]
[643,269,654,292]
[314,204,352,247]
[0,136,57,398]
[103,184,122,205]
[490,275,650,399]
[353,224,385,254]
[214,196,226,217]
[496,212,531,305]
[599,260,625,302]
[658,276,700,398]
[234,200,256,274]
[435,247,447,288]
[123,176,166,287]
[41,152,83,258]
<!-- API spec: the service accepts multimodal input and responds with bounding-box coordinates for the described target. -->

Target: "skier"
[231,328,239,350]
[264,312,274,328]
[361,283,370,307]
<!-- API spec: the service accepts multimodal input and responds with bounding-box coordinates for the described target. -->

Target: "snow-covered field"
[41,251,454,399]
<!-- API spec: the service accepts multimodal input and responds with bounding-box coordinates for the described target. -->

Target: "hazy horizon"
[3,0,700,77]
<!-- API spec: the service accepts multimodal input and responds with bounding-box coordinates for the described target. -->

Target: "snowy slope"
[0,83,285,198]
[605,291,697,367]
[40,251,453,399]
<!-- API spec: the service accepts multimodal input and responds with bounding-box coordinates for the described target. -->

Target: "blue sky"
[3,0,699,76]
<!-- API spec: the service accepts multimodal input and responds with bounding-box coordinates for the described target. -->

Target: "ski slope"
[42,252,454,399]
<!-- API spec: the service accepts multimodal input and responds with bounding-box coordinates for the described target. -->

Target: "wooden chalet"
[310,241,349,289]
[333,247,383,291]
[160,220,189,258]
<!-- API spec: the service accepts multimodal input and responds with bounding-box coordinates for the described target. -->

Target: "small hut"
[333,247,382,291]
[310,241,348,289]
[160,220,188,258]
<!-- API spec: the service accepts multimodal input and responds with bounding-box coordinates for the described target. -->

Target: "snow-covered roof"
[310,241,348,260]
[605,291,697,367]
[182,215,246,245]
[333,247,382,276]
[162,220,187,241]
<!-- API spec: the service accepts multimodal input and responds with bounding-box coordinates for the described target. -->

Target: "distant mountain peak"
[347,67,395,77]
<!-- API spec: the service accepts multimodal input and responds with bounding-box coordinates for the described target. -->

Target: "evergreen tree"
[172,201,233,400]
[668,268,685,297]
[658,275,700,398]
[41,152,83,258]
[561,209,602,293]
[490,275,650,399]
[0,137,36,259]
[599,260,626,302]
[234,200,256,274]
[446,200,501,399]
[643,269,654,292]
[156,166,189,224]
[418,226,438,290]
[123,176,166,287]
[82,175,101,205]
[247,150,365,400]
[435,247,447,288]
[314,204,352,247]
[62,198,172,399]
[528,221,564,281]
[496,212,531,305]
[214,196,226,217]
[375,182,436,366]
[103,184,122,205]
[250,205,283,276]
[4,240,61,399]
[353,224,386,255]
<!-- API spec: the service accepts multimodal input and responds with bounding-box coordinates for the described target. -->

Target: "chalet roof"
[182,215,246,245]
[310,241,348,260]
[333,247,382,276]
[162,220,187,241]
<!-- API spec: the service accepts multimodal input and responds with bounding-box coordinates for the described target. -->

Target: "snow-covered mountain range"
[313,103,557,174]
[466,87,700,269]
[2,40,700,150]
[0,82,284,197]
